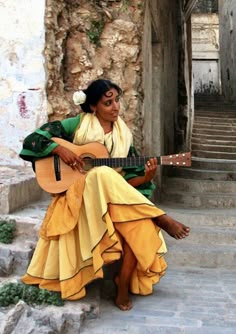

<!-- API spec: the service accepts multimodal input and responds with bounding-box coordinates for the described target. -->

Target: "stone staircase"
[160,95,236,269]
[192,96,236,160]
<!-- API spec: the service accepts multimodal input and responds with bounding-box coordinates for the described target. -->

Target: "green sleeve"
[123,146,156,199]
[19,115,82,162]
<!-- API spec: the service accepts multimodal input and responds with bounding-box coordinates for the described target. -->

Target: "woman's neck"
[97,118,113,134]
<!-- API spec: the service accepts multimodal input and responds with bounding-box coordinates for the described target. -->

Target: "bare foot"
[114,276,133,311]
[155,214,190,240]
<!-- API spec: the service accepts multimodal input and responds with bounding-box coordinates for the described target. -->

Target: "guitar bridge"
[54,155,61,181]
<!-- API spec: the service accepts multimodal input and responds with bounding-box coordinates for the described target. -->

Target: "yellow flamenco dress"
[21,113,168,300]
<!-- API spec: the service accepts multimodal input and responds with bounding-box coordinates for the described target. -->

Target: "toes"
[175,234,183,240]
[116,301,133,311]
[181,225,190,237]
[184,226,190,233]
[175,228,190,239]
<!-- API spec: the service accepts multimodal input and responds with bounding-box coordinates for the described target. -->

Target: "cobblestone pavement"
[80,267,236,334]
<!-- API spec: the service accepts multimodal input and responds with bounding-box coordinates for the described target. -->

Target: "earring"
[90,105,96,114]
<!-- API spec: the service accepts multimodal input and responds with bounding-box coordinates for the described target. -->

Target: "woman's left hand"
[126,158,158,188]
[144,158,158,182]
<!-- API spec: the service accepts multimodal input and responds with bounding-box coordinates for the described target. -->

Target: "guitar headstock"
[161,152,191,166]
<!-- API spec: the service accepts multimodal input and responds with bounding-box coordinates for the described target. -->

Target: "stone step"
[195,110,236,116]
[196,99,236,103]
[194,93,225,100]
[192,133,236,141]
[159,206,236,268]
[0,198,51,236]
[195,104,236,110]
[170,226,236,246]
[194,116,236,124]
[0,198,51,276]
[192,149,236,159]
[160,206,236,228]
[170,167,236,181]
[195,93,229,99]
[191,143,236,153]
[160,177,236,208]
[164,242,236,269]
[192,138,236,146]
[0,166,44,214]
[162,177,236,193]
[192,128,236,136]
[0,239,35,276]
[161,191,236,208]
[191,156,236,171]
[195,108,236,113]
[193,122,236,131]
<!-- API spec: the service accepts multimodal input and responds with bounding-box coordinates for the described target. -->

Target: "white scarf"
[73,113,133,157]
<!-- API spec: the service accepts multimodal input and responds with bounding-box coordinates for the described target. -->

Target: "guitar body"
[35,138,109,194]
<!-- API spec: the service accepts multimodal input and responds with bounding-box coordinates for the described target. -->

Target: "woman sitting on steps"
[19,78,190,311]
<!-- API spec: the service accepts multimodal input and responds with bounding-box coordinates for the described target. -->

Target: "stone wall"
[45,0,145,147]
[0,0,47,166]
[219,0,236,102]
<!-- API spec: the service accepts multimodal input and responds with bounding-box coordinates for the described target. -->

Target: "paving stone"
[79,268,236,333]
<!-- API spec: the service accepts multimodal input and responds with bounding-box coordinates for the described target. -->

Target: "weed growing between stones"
[121,0,130,11]
[0,220,16,244]
[87,20,105,46]
[0,282,64,307]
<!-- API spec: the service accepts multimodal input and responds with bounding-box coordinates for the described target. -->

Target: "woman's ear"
[90,105,96,114]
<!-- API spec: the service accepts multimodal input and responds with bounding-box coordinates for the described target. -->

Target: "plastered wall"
[219,0,236,102]
[0,0,48,166]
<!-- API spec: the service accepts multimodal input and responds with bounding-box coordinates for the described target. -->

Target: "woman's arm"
[122,146,157,199]
[19,116,81,162]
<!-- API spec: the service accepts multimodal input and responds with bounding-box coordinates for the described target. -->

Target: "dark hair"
[80,79,122,113]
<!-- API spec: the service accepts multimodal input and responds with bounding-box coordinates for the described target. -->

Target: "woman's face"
[92,88,120,124]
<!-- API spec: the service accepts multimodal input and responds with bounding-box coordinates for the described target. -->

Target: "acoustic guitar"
[35,137,191,194]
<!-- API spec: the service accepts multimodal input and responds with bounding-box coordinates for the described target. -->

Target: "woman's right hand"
[52,145,84,172]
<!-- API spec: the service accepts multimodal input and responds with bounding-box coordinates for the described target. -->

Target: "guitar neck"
[50,137,191,168]
[92,156,161,168]
[90,152,191,168]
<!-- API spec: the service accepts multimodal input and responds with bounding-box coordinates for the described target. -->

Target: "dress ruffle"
[22,167,167,299]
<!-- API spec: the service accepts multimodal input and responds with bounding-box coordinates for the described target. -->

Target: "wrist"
[52,145,60,154]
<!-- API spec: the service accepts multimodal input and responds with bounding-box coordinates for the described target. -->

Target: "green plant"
[87,20,105,46]
[121,0,130,12]
[0,219,16,244]
[137,2,143,10]
[0,282,64,307]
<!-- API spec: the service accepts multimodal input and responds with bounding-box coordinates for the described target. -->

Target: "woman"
[20,79,190,311]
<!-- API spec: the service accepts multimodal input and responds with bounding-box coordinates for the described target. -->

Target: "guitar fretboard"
[87,156,161,168]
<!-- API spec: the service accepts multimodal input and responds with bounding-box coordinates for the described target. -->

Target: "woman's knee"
[89,166,122,181]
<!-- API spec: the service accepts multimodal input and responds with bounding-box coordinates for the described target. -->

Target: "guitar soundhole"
[81,154,94,171]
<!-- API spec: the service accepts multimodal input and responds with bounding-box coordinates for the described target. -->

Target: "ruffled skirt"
[22,167,168,300]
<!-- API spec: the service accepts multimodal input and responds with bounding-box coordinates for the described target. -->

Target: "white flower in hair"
[73,90,87,105]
